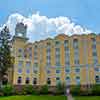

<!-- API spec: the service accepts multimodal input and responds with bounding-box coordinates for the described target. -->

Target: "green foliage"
[14,85,40,95]
[92,85,100,96]
[23,85,34,94]
[40,85,49,94]
[71,85,81,96]
[0,26,13,85]
[71,85,100,96]
[55,82,65,95]
[2,84,14,96]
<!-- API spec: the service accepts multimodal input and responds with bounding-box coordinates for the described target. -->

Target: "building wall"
[12,34,100,86]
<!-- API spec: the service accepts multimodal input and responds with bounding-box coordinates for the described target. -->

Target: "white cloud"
[1,12,92,41]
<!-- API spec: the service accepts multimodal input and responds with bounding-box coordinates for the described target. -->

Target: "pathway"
[67,94,74,100]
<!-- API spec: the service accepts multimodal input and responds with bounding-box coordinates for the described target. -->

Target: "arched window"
[47,78,51,85]
[33,78,37,85]
[17,76,22,84]
[76,76,80,85]
[26,77,30,84]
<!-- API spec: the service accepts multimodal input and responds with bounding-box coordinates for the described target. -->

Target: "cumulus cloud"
[1,13,92,41]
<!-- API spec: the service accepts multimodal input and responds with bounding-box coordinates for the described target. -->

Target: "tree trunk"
[0,75,3,88]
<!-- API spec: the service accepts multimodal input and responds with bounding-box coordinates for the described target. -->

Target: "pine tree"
[0,26,13,87]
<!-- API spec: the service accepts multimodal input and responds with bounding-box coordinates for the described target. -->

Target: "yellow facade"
[11,33,100,86]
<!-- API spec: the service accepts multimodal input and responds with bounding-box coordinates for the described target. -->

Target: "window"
[74,51,79,56]
[33,78,37,85]
[94,59,98,64]
[47,56,51,60]
[25,77,30,84]
[56,70,60,74]
[18,61,23,67]
[73,39,78,49]
[47,61,51,66]
[18,48,23,53]
[55,48,60,66]
[74,39,78,42]
[26,62,31,67]
[92,45,96,49]
[93,52,97,57]
[56,55,60,66]
[29,47,32,50]
[66,76,70,81]
[34,70,38,74]
[65,68,70,73]
[74,60,79,65]
[91,38,96,42]
[56,62,60,66]
[95,68,100,72]
[34,63,38,67]
[17,77,22,84]
[64,40,69,47]
[34,51,38,56]
[76,76,80,85]
[95,75,100,83]
[47,78,51,85]
[65,47,69,51]
[66,76,70,85]
[47,48,51,53]
[56,48,60,52]
[34,56,38,60]
[75,68,80,73]
[26,69,30,74]
[34,45,38,48]
[56,54,60,58]
[47,70,50,74]
[18,69,22,74]
[46,48,51,65]
[56,77,60,80]
[29,53,32,59]
[64,40,68,44]
[55,41,60,45]
[65,61,70,66]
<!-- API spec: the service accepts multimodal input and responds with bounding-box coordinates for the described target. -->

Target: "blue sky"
[0,0,100,33]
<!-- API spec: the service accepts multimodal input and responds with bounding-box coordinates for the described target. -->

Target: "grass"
[74,96,100,100]
[0,95,67,100]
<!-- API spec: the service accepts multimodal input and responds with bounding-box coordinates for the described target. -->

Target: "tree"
[0,26,13,87]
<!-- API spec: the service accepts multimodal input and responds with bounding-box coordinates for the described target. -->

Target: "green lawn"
[75,96,100,100]
[0,95,66,100]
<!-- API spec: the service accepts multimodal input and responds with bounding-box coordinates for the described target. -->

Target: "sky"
[0,0,100,41]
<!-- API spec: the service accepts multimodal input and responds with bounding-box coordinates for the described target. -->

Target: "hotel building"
[10,22,100,86]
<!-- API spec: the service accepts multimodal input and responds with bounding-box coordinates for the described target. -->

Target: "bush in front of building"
[52,83,65,95]
[40,85,49,94]
[13,85,40,95]
[23,85,34,94]
[1,84,14,96]
[92,84,100,96]
[80,87,92,96]
[71,85,81,96]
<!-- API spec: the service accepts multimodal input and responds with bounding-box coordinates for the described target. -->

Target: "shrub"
[71,85,80,96]
[40,85,49,94]
[22,85,34,95]
[92,85,100,96]
[2,84,14,96]
[80,87,92,96]
[54,82,65,95]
